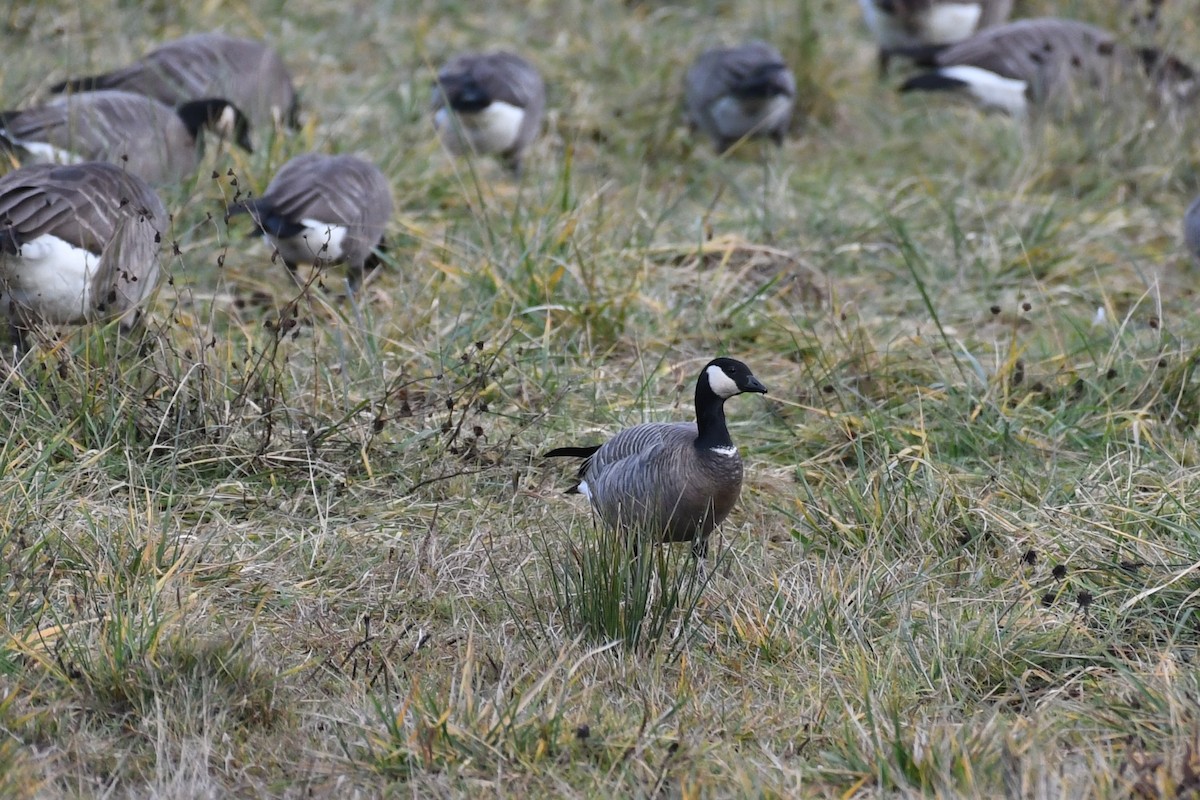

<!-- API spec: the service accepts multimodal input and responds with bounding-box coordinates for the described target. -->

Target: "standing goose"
[684,41,796,154]
[225,153,394,290]
[1186,195,1200,265]
[50,33,299,133]
[859,0,1013,76]
[0,90,253,186]
[899,18,1198,115]
[432,51,545,174]
[544,358,768,557]
[0,161,166,343]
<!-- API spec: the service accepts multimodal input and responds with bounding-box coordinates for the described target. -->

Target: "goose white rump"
[1,235,96,324]
[434,101,526,156]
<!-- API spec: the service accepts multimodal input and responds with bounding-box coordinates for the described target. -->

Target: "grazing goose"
[684,41,796,154]
[899,18,1198,115]
[1186,196,1200,265]
[0,162,166,343]
[432,51,545,174]
[0,90,253,186]
[544,358,768,557]
[859,0,1013,75]
[225,153,394,290]
[50,33,299,132]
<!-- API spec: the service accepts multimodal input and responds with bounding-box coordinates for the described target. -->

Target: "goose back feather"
[226,153,394,288]
[685,41,796,153]
[900,18,1196,113]
[51,33,298,132]
[0,90,251,186]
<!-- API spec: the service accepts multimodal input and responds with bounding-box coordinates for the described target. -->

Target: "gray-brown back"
[584,422,745,543]
[4,91,199,185]
[75,33,296,131]
[250,153,393,268]
[934,18,1125,102]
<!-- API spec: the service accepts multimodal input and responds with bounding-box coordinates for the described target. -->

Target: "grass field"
[2,0,1200,796]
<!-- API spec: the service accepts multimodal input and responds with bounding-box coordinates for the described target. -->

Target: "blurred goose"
[859,0,1013,75]
[432,51,545,174]
[50,33,299,132]
[0,90,252,186]
[225,153,394,290]
[0,162,166,343]
[685,41,796,153]
[544,358,768,557]
[899,18,1197,115]
[1186,196,1200,265]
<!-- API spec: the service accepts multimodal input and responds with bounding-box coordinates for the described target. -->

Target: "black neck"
[694,382,733,450]
[176,99,226,141]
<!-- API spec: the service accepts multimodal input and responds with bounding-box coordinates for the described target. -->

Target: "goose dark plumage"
[684,42,796,153]
[226,153,394,290]
[545,358,767,556]
[50,33,299,133]
[899,18,1198,115]
[0,90,252,186]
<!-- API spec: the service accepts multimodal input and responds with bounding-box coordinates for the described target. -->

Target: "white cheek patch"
[706,365,741,398]
[1,234,96,323]
[939,65,1029,115]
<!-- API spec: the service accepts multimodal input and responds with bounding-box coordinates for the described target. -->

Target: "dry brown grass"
[1,0,1199,796]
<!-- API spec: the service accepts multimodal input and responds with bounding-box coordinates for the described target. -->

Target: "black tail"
[543,445,601,459]
[48,74,110,95]
[544,444,601,494]
[899,72,969,95]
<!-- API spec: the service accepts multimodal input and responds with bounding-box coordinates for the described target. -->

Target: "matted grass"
[1,0,1200,796]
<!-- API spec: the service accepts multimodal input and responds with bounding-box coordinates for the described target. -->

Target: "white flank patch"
[709,95,792,141]
[709,446,738,457]
[269,219,349,265]
[435,101,525,156]
[939,65,1028,116]
[578,480,592,501]
[706,364,741,399]
[922,3,983,45]
[3,132,84,166]
[0,234,95,323]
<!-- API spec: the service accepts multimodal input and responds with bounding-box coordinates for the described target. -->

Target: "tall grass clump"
[524,516,716,655]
